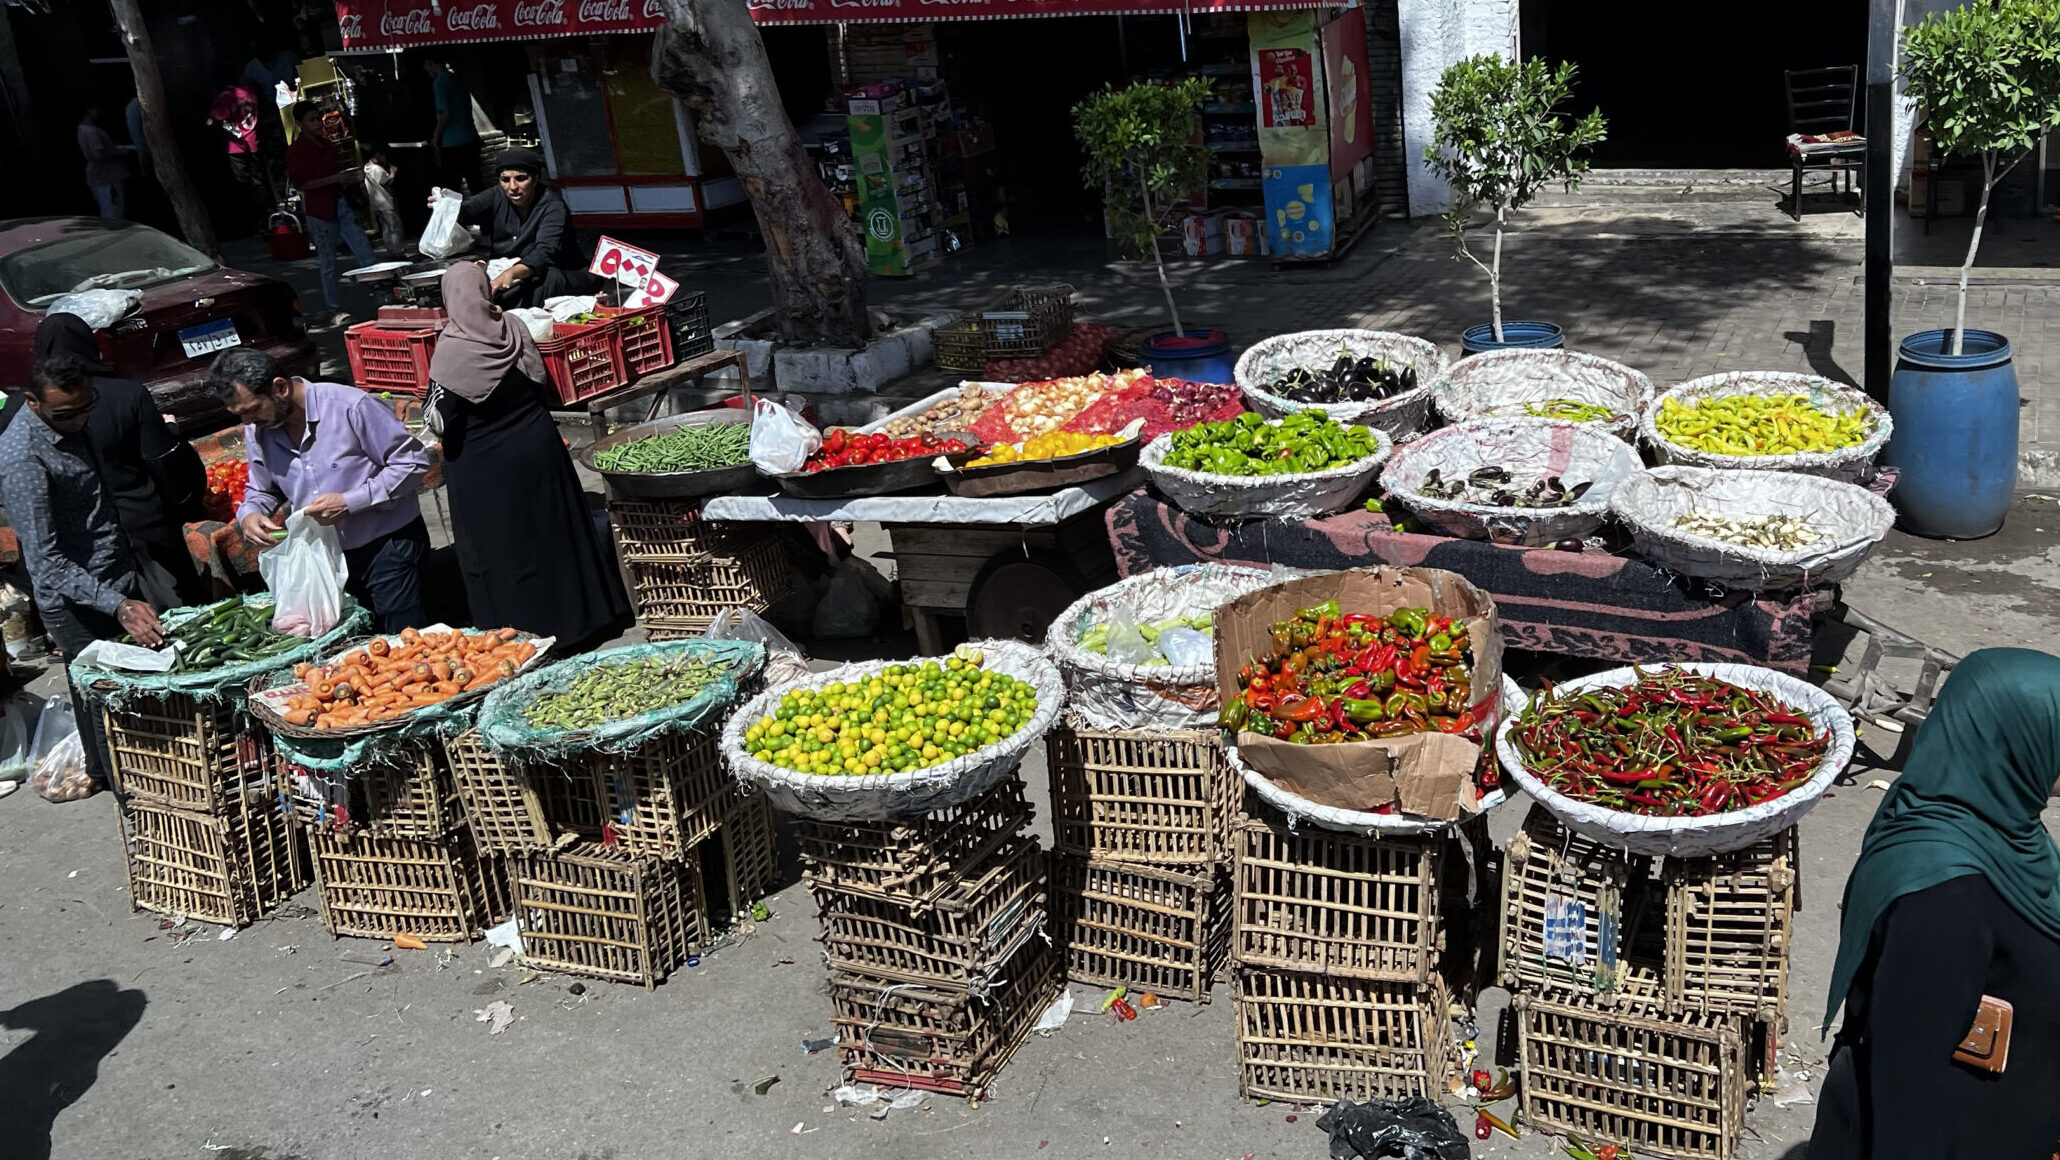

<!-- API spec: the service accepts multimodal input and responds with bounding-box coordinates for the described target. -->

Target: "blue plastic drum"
[1885,328,2018,539]
[1142,329,1235,383]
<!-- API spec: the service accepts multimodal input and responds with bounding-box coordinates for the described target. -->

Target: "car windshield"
[0,226,217,306]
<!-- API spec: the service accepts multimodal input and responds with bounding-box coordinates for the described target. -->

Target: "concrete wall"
[1397,0,1520,217]
[1363,0,1411,216]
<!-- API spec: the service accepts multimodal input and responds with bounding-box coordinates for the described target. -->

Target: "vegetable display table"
[1104,489,1821,674]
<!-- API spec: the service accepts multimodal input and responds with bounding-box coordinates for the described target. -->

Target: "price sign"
[589,235,661,289]
[625,271,679,310]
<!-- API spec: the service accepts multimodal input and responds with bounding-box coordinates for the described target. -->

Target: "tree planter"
[1884,328,2019,539]
[1461,321,1565,357]
[1143,329,1236,384]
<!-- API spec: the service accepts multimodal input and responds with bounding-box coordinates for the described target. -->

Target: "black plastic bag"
[1317,1096,1470,1160]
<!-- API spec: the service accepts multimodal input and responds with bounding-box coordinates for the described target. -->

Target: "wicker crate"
[1048,724,1238,865]
[814,837,1046,993]
[100,693,268,813]
[1665,828,1798,1019]
[280,743,462,839]
[445,731,605,853]
[932,317,989,373]
[590,728,743,858]
[828,934,1060,1101]
[1500,809,1667,1002]
[1052,853,1230,1002]
[793,776,1031,912]
[310,828,509,943]
[700,792,780,928]
[608,499,741,565]
[510,842,700,989]
[120,796,308,928]
[1233,815,1443,984]
[1234,967,1455,1106]
[1517,987,1749,1160]
[977,284,1075,359]
[627,537,791,640]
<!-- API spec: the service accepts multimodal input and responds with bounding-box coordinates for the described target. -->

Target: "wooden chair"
[1785,66,1866,220]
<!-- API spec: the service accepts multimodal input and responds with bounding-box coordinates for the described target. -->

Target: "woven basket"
[1234,330,1449,439]
[1045,564,1275,731]
[720,639,1064,822]
[1640,372,1891,482]
[1237,676,1520,836]
[1380,418,1639,546]
[1494,662,1854,857]
[1140,425,1391,520]
[1430,348,1654,441]
[1610,466,1896,590]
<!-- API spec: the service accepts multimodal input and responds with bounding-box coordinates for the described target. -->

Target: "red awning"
[336,0,1327,48]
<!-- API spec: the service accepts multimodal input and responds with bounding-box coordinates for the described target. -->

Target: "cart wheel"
[965,551,1086,644]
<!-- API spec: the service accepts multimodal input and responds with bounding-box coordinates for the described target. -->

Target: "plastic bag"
[812,556,885,640]
[1157,626,1212,668]
[1317,1097,1471,1160]
[0,692,38,783]
[259,508,349,637]
[506,308,556,343]
[705,608,810,686]
[26,698,91,802]
[749,397,821,475]
[47,289,142,329]
[544,295,599,321]
[419,188,474,260]
[1104,611,1154,666]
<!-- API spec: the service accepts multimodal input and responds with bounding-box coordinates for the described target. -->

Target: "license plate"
[178,318,240,359]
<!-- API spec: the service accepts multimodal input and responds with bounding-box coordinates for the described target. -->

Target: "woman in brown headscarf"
[428,263,629,650]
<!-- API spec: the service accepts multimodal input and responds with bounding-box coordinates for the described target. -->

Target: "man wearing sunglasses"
[0,353,181,793]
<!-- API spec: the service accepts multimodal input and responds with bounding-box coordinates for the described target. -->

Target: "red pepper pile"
[1509,668,1830,817]
[1221,601,1477,744]
[804,428,972,473]
[202,459,249,523]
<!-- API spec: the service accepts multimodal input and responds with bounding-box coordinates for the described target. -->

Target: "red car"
[0,216,317,434]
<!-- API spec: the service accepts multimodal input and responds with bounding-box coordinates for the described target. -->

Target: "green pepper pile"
[1222,601,1478,745]
[594,423,752,473]
[523,655,733,730]
[1161,410,1378,476]
[149,598,306,672]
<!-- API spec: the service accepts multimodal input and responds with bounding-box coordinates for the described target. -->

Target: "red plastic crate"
[343,324,438,398]
[599,305,676,378]
[538,320,626,407]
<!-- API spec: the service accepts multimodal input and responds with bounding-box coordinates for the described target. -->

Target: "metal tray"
[938,428,1145,498]
[770,431,982,499]
[579,409,759,500]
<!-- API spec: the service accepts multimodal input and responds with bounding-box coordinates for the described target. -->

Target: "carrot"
[400,627,422,644]
[285,708,315,726]
[431,681,460,695]
[495,627,518,642]
[367,638,389,657]
[342,650,369,670]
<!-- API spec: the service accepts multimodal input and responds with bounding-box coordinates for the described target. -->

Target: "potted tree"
[1073,78,1234,382]
[1423,55,1606,355]
[1888,0,2060,538]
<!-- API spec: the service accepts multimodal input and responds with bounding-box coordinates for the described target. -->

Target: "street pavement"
[2,195,2056,1160]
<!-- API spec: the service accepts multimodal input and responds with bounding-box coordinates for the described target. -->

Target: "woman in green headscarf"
[1812,647,2060,1159]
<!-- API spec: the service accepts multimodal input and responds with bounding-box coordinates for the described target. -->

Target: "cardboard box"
[1213,567,1503,821]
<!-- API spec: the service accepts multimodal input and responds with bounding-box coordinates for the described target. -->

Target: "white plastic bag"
[704,608,810,685]
[506,308,556,343]
[47,289,142,329]
[749,398,821,475]
[419,187,474,260]
[27,698,90,802]
[1157,626,1212,668]
[543,295,599,321]
[259,509,349,637]
[1104,611,1154,666]
[0,692,38,783]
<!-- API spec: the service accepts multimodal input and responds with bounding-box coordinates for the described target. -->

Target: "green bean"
[523,656,732,729]
[595,423,752,473]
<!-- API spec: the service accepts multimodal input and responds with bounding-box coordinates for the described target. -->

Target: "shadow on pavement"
[0,978,148,1160]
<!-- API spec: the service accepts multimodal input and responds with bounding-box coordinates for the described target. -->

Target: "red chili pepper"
[1474,1115,1492,1141]
[1281,695,1328,724]
[1698,781,1733,814]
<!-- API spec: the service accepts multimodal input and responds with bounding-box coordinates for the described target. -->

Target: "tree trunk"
[108,0,217,259]
[654,0,868,349]
[1140,176,1184,336]
[1953,153,1994,357]
[1489,204,1506,343]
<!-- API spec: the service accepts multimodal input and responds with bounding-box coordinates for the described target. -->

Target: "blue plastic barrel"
[1461,321,1565,356]
[1884,328,2018,539]
[1142,328,1235,383]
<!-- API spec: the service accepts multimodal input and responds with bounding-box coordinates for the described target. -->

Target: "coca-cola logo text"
[337,11,364,39]
[578,0,631,19]
[446,3,502,30]
[514,0,566,24]
[378,7,433,35]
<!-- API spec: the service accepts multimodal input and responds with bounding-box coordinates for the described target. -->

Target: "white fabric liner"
[1380,418,1639,547]
[721,639,1064,822]
[1611,466,1896,591]
[1045,563,1276,731]
[1234,329,1450,439]
[700,469,1142,525]
[1494,662,1855,857]
[1430,347,1654,441]
[1139,425,1391,520]
[1639,371,1891,483]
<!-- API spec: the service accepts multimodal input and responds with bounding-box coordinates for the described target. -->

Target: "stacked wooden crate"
[793,777,1059,1101]
[1229,808,1461,1103]
[1045,723,1237,1002]
[1502,810,1799,1160]
[608,500,790,640]
[103,692,308,928]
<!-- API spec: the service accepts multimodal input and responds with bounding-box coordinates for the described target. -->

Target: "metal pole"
[1863,0,1897,402]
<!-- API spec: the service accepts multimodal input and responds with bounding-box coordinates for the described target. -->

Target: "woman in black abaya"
[427,263,629,650]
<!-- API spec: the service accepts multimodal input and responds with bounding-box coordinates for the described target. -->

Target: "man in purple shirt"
[205,347,432,631]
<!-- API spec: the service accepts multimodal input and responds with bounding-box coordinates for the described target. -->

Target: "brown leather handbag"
[1954,995,2013,1074]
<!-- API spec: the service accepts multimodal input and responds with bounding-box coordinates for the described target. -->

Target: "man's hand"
[238,509,285,549]
[117,599,164,648]
[304,493,351,526]
[490,266,519,294]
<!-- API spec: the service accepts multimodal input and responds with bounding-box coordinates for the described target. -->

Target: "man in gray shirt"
[0,353,173,791]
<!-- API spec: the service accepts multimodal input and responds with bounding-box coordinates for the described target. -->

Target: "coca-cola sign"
[337,11,364,39]
[445,2,501,30]
[513,0,566,25]
[577,0,630,19]
[377,6,432,36]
